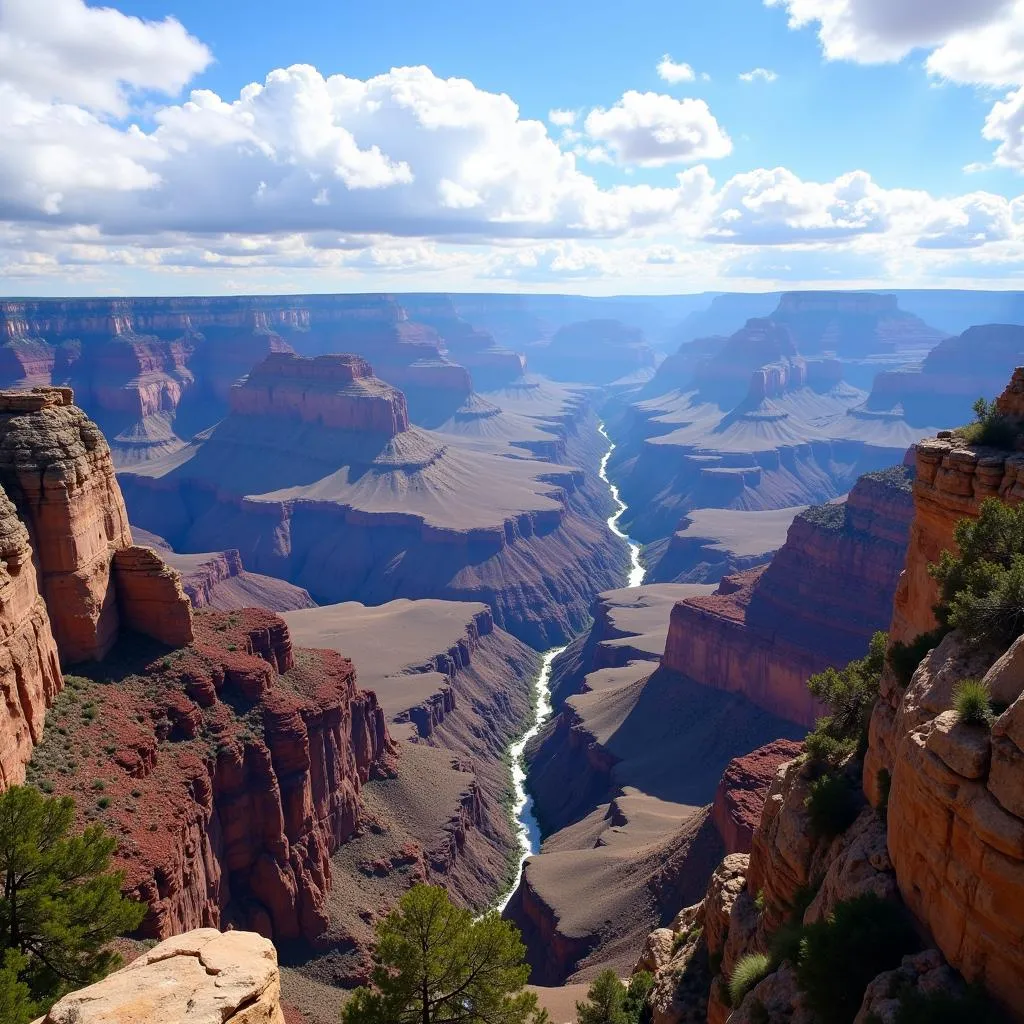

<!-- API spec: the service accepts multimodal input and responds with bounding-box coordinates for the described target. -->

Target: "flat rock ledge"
[33,929,285,1024]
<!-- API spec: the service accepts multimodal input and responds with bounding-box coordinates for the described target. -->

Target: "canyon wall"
[531,319,657,384]
[864,324,1024,428]
[630,368,1024,1024]
[120,352,627,647]
[0,386,192,785]
[27,607,395,945]
[891,371,1024,643]
[662,467,914,727]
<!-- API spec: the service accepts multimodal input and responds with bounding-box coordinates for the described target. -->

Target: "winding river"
[496,421,645,911]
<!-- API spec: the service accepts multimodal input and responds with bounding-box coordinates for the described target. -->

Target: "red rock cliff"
[891,370,1024,643]
[231,352,410,435]
[0,484,62,788]
[27,609,396,945]
[662,467,914,727]
[0,387,192,664]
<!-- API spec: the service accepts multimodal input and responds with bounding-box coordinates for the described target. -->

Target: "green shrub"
[796,895,919,1024]
[805,771,860,839]
[728,953,770,1009]
[624,971,655,1024]
[956,397,1019,449]
[952,679,993,727]
[893,986,1007,1024]
[754,889,766,912]
[805,632,886,766]
[929,498,1024,651]
[887,628,948,687]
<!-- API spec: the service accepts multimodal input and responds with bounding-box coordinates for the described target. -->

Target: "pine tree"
[0,786,146,1019]
[341,884,549,1024]
[576,970,629,1024]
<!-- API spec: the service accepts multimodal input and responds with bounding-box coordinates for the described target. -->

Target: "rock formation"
[608,293,945,554]
[120,353,627,647]
[0,484,62,789]
[505,583,803,986]
[891,371,1024,643]
[712,740,803,855]
[26,607,395,944]
[662,467,914,727]
[0,387,193,665]
[33,929,286,1024]
[627,368,1024,1024]
[862,323,1024,428]
[132,527,316,612]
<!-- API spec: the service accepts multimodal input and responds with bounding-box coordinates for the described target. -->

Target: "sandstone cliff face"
[867,634,1024,1015]
[34,928,285,1024]
[891,421,1024,644]
[0,387,193,665]
[0,485,62,788]
[27,608,394,945]
[662,467,913,727]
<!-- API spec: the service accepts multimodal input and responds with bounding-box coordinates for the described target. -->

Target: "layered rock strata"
[891,370,1024,643]
[0,388,192,664]
[121,354,626,647]
[609,293,944,551]
[0,485,62,788]
[662,467,914,727]
[863,324,1024,428]
[506,583,802,985]
[27,608,395,944]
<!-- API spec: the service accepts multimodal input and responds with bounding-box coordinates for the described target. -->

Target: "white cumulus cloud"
[548,108,577,127]
[656,55,696,83]
[0,0,212,115]
[584,91,732,167]
[739,68,779,83]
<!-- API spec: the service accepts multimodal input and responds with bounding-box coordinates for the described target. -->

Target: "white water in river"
[599,421,646,588]
[495,421,645,911]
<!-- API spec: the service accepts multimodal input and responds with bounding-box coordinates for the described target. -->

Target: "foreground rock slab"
[34,929,285,1024]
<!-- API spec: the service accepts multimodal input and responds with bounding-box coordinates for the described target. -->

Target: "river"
[496,420,645,911]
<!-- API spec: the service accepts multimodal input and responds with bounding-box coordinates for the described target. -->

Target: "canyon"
[118,350,628,647]
[607,295,938,564]
[628,366,1024,1024]
[6,291,1024,1024]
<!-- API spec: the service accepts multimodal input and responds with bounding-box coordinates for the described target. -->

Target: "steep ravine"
[497,421,646,910]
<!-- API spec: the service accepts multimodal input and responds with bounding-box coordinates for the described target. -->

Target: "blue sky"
[3,0,1024,295]
[118,0,1007,195]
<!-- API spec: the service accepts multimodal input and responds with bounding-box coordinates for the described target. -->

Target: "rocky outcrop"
[113,545,194,648]
[27,608,395,944]
[0,387,193,665]
[891,386,1024,644]
[662,467,914,727]
[0,485,62,788]
[399,295,526,388]
[712,740,803,855]
[0,388,134,662]
[34,928,285,1024]
[864,630,1024,1015]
